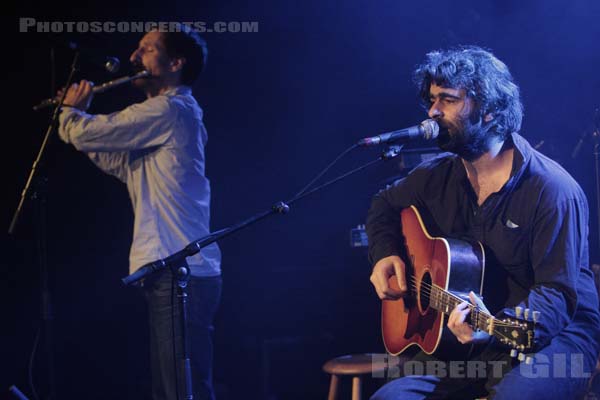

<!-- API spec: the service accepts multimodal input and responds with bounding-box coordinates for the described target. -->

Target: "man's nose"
[129,49,140,64]
[428,103,442,119]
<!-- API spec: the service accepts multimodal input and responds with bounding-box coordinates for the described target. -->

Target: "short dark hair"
[160,24,208,86]
[414,46,523,139]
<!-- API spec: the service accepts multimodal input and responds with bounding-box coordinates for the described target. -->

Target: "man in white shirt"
[58,27,221,400]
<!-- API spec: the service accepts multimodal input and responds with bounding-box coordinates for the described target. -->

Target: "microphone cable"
[292,143,359,198]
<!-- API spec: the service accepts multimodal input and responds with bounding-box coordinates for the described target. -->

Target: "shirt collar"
[504,132,534,192]
[452,131,533,193]
[162,85,192,97]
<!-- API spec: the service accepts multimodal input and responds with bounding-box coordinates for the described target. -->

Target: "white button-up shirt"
[58,86,221,277]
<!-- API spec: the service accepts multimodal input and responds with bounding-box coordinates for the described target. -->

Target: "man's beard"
[436,115,491,161]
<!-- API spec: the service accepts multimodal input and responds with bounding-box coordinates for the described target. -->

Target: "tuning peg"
[518,352,526,362]
[525,356,534,365]
[515,306,523,318]
[510,349,518,358]
[532,310,541,323]
[524,308,531,320]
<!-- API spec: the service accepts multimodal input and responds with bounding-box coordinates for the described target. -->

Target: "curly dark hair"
[160,23,208,86]
[413,46,523,140]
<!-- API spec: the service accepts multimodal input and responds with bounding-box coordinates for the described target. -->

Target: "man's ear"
[169,57,186,73]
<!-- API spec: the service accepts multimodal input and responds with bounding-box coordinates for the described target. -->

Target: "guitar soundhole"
[419,271,432,312]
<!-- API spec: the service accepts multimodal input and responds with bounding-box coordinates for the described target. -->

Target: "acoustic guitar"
[382,206,537,362]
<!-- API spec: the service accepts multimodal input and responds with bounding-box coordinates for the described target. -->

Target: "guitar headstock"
[491,306,538,364]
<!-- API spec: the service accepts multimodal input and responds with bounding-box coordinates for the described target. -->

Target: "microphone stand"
[121,145,404,400]
[9,50,80,400]
[9,52,79,234]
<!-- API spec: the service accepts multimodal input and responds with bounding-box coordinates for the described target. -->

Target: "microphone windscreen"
[421,119,439,140]
[104,57,120,74]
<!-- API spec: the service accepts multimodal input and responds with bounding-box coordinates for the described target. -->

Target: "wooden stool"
[322,353,390,400]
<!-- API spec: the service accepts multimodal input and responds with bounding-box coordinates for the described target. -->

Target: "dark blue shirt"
[366,133,600,357]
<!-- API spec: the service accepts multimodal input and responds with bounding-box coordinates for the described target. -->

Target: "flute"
[33,70,150,111]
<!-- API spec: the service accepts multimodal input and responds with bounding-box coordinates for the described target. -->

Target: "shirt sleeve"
[86,152,129,182]
[499,195,589,350]
[366,172,425,265]
[57,95,176,152]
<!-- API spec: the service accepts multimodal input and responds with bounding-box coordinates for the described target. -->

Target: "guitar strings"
[406,276,516,328]
[408,276,515,328]
[407,276,492,327]
[404,278,518,343]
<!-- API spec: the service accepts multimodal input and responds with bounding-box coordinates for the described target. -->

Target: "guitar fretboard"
[428,284,493,333]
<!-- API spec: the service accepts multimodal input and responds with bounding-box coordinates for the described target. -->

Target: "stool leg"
[351,376,362,400]
[328,374,340,400]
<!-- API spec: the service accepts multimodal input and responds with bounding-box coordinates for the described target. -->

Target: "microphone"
[68,41,120,74]
[357,119,439,147]
[121,259,167,286]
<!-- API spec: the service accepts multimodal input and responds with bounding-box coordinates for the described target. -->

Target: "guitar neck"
[428,284,494,334]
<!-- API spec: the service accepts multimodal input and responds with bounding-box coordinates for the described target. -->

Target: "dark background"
[3,1,600,399]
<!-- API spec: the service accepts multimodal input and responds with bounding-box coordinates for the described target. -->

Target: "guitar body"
[382,206,486,356]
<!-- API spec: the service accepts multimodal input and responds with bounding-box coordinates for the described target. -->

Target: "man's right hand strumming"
[369,255,408,300]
